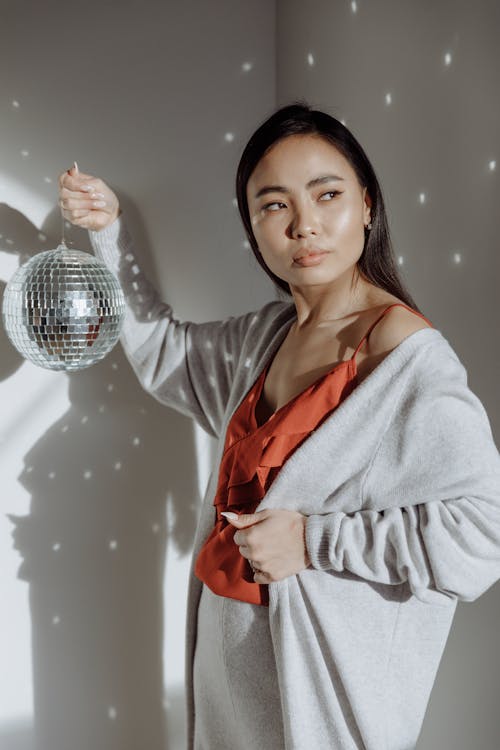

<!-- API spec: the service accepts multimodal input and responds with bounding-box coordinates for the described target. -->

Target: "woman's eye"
[262,201,284,211]
[319,191,340,200]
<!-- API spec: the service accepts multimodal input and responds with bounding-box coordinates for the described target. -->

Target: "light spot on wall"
[20,149,29,158]
[132,281,139,291]
[61,425,69,433]
[44,177,52,184]
[107,384,114,392]
[132,436,141,446]
[48,471,56,479]
[125,253,134,262]
[38,232,47,242]
[131,264,140,275]
[242,239,250,249]
[232,197,238,208]
[109,540,118,550]
[453,252,462,264]
[385,92,392,106]
[81,415,88,424]
[351,1,358,12]
[12,100,20,108]
[98,404,106,413]
[307,52,315,66]
[83,470,93,480]
[114,461,122,471]
[108,706,117,720]
[208,374,216,387]
[26,466,33,473]
[242,61,253,72]
[52,542,61,552]
[111,362,118,370]
[488,160,496,171]
[52,615,61,625]
[397,256,404,266]
[224,132,235,142]
[244,357,251,368]
[444,52,452,66]
[152,523,160,534]
[419,192,426,204]
[224,352,233,362]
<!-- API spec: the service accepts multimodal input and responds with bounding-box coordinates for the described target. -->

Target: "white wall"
[276,1,499,748]
[0,2,276,749]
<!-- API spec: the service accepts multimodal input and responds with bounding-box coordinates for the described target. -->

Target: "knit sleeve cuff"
[305,513,345,571]
[87,211,132,273]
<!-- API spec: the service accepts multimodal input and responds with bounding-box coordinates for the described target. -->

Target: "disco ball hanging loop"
[2,241,125,371]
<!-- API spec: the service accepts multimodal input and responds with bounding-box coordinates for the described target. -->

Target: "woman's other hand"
[57,163,121,232]
[223,508,312,582]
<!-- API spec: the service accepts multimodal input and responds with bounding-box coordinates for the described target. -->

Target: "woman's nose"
[290,205,320,238]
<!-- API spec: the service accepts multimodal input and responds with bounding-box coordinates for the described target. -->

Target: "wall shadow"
[2,202,201,750]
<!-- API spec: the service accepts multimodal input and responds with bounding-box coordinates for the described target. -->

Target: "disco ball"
[2,244,125,371]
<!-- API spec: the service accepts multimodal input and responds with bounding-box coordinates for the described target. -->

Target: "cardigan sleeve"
[87,212,268,439]
[305,351,500,606]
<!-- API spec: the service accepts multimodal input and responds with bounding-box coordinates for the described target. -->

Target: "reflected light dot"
[242,239,250,250]
[242,61,253,72]
[52,542,61,552]
[44,177,52,184]
[81,416,88,424]
[98,405,106,413]
[244,357,251,368]
[21,149,29,157]
[232,197,238,208]
[419,193,426,204]
[152,523,160,534]
[26,466,33,473]
[307,52,315,66]
[38,232,47,242]
[12,100,20,108]
[224,132,235,142]
[52,615,61,625]
[132,437,140,446]
[453,252,462,264]
[108,707,117,720]
[109,540,118,550]
[111,362,118,370]
[83,470,93,480]
[397,256,404,266]
[107,384,114,392]
[444,52,452,66]
[385,93,392,106]
[48,471,56,479]
[125,253,134,262]
[114,461,122,471]
[351,1,358,12]
[488,160,496,171]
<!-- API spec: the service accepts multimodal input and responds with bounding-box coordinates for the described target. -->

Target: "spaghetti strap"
[352,303,434,358]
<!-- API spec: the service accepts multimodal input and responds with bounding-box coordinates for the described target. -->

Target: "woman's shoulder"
[365,293,433,357]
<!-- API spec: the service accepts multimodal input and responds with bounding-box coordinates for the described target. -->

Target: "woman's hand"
[57,163,121,232]
[223,508,311,583]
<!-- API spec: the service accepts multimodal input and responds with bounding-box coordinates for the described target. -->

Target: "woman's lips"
[293,251,329,267]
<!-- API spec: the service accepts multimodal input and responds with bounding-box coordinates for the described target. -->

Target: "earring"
[365,221,372,230]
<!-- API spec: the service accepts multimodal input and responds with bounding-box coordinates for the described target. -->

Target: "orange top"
[194,303,434,606]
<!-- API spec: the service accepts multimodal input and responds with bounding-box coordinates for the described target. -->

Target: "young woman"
[58,102,500,750]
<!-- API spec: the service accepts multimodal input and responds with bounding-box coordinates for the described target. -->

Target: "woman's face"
[246,134,372,290]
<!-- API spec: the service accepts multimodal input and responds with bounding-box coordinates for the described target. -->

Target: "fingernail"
[81,185,93,192]
[90,192,105,199]
[220,512,238,521]
[73,161,79,172]
[93,200,106,208]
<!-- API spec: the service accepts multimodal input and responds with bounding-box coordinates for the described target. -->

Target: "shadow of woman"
[2,202,203,750]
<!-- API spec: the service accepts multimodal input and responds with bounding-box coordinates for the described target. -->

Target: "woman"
[58,102,500,750]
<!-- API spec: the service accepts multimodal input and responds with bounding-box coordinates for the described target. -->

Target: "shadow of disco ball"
[2,244,125,371]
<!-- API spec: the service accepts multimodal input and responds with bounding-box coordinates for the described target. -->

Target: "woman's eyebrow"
[254,174,345,199]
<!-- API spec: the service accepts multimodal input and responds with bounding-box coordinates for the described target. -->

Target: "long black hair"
[235,100,421,311]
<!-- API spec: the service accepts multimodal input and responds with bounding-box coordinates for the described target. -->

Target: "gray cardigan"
[89,216,500,750]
